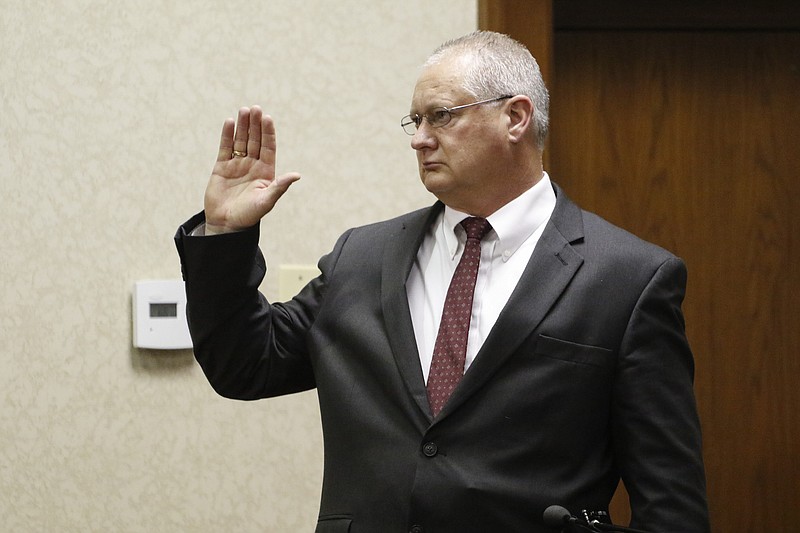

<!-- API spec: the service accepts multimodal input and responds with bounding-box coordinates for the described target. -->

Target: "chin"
[420,170,453,194]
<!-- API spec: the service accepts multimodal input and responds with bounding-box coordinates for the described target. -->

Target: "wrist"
[204,222,238,235]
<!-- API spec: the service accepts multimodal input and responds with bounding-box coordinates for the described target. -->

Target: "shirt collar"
[441,172,556,261]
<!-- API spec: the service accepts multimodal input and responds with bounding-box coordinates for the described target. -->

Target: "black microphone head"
[543,505,573,527]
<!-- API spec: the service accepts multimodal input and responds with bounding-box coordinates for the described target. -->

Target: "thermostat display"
[150,302,178,318]
[133,280,192,349]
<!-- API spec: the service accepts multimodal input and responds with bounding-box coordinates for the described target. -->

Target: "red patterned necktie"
[426,216,492,417]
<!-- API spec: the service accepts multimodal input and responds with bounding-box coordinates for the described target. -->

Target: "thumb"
[273,171,302,191]
[255,172,301,214]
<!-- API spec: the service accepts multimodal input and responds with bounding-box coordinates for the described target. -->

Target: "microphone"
[543,505,575,528]
[542,505,652,533]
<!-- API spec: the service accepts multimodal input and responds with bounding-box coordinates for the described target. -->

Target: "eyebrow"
[409,101,452,115]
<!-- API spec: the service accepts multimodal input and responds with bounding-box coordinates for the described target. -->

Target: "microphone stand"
[544,505,651,533]
[588,523,651,533]
[569,519,651,533]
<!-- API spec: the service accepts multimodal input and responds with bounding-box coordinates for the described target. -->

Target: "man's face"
[409,56,508,215]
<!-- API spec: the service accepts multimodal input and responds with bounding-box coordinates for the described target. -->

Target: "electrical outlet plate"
[278,264,320,301]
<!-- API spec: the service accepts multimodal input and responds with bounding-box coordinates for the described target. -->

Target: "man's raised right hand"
[203,105,300,235]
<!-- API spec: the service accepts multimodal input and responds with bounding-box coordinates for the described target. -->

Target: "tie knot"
[460,217,492,241]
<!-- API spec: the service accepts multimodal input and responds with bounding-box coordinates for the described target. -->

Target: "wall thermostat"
[133,279,192,349]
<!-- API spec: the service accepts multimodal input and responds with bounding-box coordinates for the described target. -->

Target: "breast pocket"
[535,334,615,369]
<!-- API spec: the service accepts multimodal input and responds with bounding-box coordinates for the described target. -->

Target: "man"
[175,31,709,532]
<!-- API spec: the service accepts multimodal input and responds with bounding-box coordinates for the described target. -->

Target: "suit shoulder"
[551,182,678,265]
[579,209,679,264]
[346,204,439,237]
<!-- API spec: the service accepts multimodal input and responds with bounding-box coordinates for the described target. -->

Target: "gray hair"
[424,31,550,150]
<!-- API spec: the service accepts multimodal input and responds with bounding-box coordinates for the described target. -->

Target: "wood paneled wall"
[552,31,800,532]
[481,2,800,531]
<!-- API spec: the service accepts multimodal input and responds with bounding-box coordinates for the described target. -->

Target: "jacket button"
[410,525,423,533]
[422,441,438,457]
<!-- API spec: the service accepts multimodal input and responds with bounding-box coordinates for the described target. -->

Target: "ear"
[506,96,534,143]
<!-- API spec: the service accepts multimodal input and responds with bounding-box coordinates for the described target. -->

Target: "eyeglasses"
[400,95,513,135]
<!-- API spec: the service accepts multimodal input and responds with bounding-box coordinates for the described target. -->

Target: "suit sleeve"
[612,257,710,532]
[173,212,343,400]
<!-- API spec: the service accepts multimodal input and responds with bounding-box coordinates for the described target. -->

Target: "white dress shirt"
[406,172,557,383]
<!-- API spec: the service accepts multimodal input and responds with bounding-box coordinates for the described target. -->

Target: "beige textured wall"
[0,1,476,531]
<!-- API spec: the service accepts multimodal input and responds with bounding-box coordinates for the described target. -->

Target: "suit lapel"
[381,203,444,420]
[439,184,586,419]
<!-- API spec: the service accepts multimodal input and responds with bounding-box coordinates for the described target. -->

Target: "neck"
[468,158,544,217]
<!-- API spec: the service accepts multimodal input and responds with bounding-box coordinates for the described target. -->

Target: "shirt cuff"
[189,222,206,236]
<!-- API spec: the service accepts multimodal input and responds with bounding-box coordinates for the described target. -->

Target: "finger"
[233,107,250,156]
[260,114,277,167]
[217,118,235,161]
[247,106,262,158]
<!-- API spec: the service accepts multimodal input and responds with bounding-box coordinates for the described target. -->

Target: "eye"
[428,108,451,127]
[401,115,421,128]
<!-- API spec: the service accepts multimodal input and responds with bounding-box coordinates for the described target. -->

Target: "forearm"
[174,213,315,399]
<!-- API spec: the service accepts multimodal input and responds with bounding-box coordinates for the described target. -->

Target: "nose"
[410,121,436,151]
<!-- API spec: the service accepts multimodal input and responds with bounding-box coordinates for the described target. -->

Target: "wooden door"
[551,30,800,532]
[481,2,800,531]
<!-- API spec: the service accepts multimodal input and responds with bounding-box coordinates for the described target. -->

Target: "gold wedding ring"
[232,150,247,157]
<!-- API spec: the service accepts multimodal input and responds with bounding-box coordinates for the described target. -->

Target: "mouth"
[421,161,443,171]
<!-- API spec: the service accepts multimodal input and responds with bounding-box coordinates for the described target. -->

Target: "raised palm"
[204,106,300,234]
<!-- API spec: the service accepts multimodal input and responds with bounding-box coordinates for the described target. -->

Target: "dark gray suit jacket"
[175,182,709,533]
